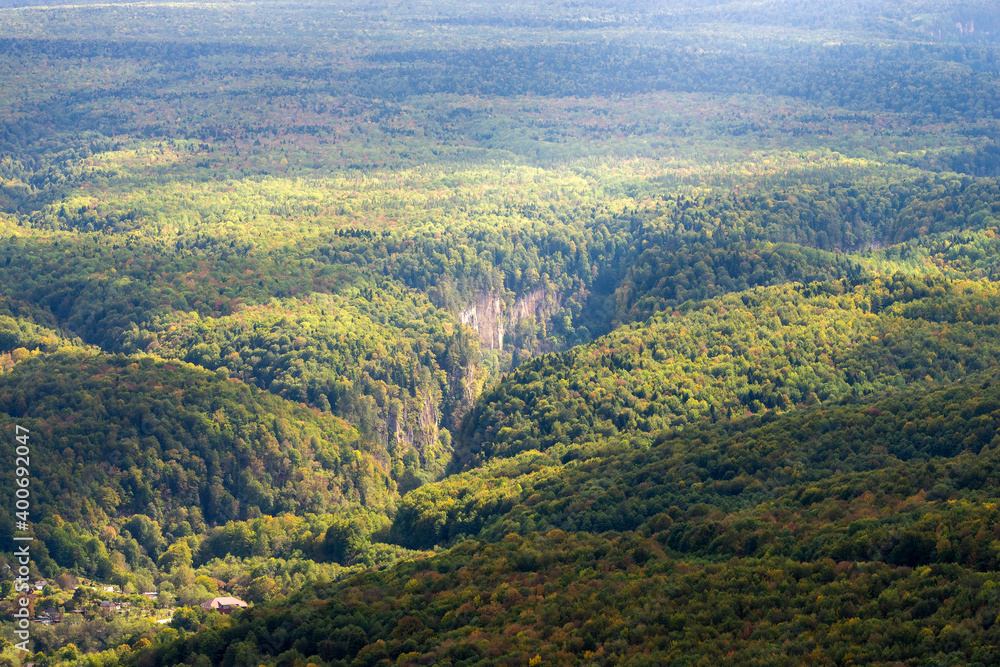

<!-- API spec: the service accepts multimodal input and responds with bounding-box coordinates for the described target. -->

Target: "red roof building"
[198,596,248,613]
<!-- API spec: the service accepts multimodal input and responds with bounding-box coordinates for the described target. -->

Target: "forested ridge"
[2,0,1000,665]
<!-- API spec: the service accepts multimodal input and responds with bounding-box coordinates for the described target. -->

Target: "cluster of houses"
[24,580,59,625]
[90,596,247,616]
[19,578,246,623]
[31,607,62,625]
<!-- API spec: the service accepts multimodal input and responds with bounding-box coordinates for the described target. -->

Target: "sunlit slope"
[399,363,1000,547]
[134,364,1000,666]
[459,276,1000,466]
[0,351,394,574]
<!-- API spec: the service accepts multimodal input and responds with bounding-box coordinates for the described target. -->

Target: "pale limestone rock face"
[459,287,553,351]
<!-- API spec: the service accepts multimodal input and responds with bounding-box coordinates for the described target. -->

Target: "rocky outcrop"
[459,288,555,351]
[459,294,505,350]
[373,389,446,473]
[506,288,549,346]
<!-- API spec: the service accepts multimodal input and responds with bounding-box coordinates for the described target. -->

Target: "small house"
[199,596,247,613]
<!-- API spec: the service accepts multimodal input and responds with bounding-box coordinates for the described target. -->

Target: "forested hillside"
[2,0,1000,665]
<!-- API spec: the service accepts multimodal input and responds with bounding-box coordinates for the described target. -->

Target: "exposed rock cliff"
[459,287,555,351]
[459,294,505,350]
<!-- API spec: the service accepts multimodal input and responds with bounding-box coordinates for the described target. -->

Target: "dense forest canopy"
[1,0,1000,665]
